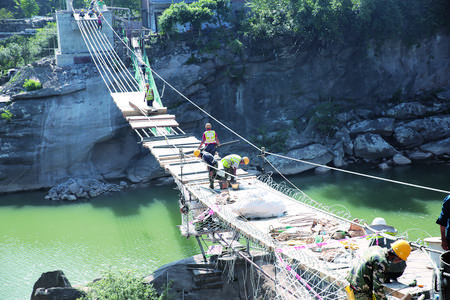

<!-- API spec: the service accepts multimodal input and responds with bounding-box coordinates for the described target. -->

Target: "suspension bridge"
[63,8,443,299]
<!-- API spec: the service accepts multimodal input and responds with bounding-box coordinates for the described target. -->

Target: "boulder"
[353,133,398,160]
[393,154,412,166]
[405,115,450,142]
[384,102,429,119]
[33,287,84,300]
[349,118,395,137]
[334,128,353,156]
[407,150,434,161]
[332,141,346,168]
[392,126,424,148]
[30,270,74,300]
[265,144,333,175]
[420,137,450,156]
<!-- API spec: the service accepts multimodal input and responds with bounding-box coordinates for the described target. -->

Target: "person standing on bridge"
[197,123,220,156]
[145,83,154,107]
[221,154,249,185]
[346,239,411,300]
[97,13,103,30]
[436,194,450,250]
[194,150,219,189]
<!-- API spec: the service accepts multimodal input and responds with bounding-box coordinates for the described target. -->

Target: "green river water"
[1,163,449,299]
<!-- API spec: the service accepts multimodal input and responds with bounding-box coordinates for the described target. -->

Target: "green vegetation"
[307,102,342,136]
[253,126,288,153]
[229,39,243,56]
[0,22,56,74]
[157,0,449,47]
[0,8,14,19]
[80,269,168,300]
[23,78,42,91]
[159,0,230,37]
[1,108,13,122]
[244,0,450,46]
[14,0,39,18]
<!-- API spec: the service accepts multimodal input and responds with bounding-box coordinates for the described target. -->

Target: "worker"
[141,64,146,80]
[194,150,219,189]
[79,9,85,18]
[436,194,450,250]
[145,83,154,107]
[346,239,411,300]
[221,154,249,184]
[197,123,220,156]
[366,217,406,282]
[97,13,102,30]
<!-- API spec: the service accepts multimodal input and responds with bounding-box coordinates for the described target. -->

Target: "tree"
[15,0,39,18]
[189,3,215,35]
[0,8,14,20]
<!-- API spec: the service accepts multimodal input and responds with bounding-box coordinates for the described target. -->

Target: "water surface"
[1,163,448,299]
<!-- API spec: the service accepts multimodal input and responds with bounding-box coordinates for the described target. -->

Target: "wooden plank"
[111,92,145,116]
[126,114,176,121]
[142,134,194,142]
[129,119,179,129]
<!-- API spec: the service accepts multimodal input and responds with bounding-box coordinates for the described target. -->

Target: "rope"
[264,151,450,194]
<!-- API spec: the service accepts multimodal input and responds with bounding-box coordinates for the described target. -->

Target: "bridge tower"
[55,4,114,66]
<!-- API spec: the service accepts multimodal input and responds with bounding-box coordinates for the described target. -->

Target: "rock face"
[1,32,450,194]
[0,60,163,193]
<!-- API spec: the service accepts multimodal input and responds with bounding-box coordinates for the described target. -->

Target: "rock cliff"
[0,32,449,195]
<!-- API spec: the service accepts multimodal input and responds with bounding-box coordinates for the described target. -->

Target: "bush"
[0,23,56,74]
[23,78,42,91]
[81,269,165,300]
[1,109,13,122]
[230,39,243,56]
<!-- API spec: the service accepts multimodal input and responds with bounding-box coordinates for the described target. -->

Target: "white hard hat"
[371,217,387,226]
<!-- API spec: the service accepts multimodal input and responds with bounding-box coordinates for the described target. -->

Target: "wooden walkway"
[109,91,435,299]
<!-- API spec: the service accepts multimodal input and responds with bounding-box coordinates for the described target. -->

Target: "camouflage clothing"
[346,246,389,300]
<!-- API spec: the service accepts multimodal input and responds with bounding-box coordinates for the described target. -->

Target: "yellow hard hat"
[242,157,249,165]
[391,240,411,261]
[194,149,201,157]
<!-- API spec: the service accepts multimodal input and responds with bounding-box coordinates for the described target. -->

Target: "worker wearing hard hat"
[221,154,249,185]
[197,123,220,156]
[346,240,412,300]
[194,150,218,189]
[145,83,154,107]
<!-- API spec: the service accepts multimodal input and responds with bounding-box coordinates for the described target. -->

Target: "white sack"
[230,190,286,219]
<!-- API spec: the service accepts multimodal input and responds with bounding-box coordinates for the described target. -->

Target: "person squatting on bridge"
[221,154,249,185]
[197,123,220,156]
[145,83,154,107]
[194,150,219,189]
[345,240,412,300]
[436,194,450,250]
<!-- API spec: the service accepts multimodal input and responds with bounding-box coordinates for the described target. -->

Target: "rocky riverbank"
[1,31,449,197]
[30,252,275,300]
